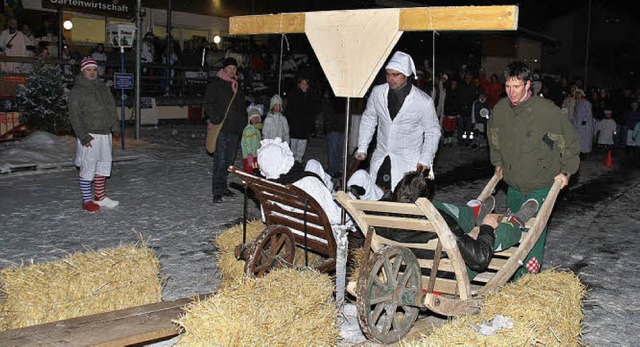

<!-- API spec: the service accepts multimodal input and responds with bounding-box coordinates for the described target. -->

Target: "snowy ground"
[1,123,639,346]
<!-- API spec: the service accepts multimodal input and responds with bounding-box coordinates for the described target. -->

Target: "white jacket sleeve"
[357,91,380,154]
[418,97,441,167]
[284,118,290,144]
[262,116,276,140]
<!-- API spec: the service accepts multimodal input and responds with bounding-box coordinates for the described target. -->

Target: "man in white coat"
[356,51,441,191]
[0,18,32,73]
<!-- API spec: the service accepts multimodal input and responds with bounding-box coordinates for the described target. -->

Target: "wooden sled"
[229,166,344,277]
[334,173,563,344]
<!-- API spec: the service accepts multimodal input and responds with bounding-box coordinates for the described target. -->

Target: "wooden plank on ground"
[0,295,208,346]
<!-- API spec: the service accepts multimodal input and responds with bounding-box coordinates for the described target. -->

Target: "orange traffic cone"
[604,149,614,168]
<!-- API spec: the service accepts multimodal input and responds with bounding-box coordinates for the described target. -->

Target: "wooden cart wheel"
[245,225,296,278]
[356,246,421,344]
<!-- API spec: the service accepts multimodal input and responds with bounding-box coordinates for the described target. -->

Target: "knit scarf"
[510,89,533,107]
[216,69,238,93]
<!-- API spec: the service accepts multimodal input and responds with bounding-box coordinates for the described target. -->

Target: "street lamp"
[63,20,73,30]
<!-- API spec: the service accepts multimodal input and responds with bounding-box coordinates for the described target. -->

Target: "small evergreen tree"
[16,58,70,134]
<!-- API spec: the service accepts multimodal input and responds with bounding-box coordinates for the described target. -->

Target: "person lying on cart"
[255,137,381,226]
[376,171,539,274]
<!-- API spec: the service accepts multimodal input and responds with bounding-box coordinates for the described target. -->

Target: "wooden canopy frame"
[229,6,518,97]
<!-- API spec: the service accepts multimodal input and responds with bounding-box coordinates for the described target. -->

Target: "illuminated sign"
[42,0,133,19]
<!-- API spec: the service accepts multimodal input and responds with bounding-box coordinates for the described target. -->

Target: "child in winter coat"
[241,104,263,174]
[471,91,490,149]
[262,94,290,144]
[595,109,617,152]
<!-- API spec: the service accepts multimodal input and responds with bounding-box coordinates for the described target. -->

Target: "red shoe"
[82,201,101,213]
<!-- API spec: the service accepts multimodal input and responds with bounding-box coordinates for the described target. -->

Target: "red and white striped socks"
[94,175,106,201]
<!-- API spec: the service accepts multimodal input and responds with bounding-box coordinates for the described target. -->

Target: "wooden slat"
[346,199,425,216]
[399,6,518,31]
[362,214,434,231]
[494,246,517,257]
[0,295,207,346]
[472,271,497,283]
[267,201,324,227]
[268,215,333,256]
[373,233,439,250]
[421,277,458,295]
[229,6,518,35]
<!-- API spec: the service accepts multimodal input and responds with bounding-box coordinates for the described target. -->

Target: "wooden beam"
[0,295,209,346]
[229,12,305,34]
[399,6,518,31]
[228,6,518,35]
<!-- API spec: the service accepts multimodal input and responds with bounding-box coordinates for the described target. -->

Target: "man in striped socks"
[69,57,120,212]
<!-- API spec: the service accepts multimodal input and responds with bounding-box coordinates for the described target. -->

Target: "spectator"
[0,18,32,73]
[141,32,156,75]
[286,76,319,163]
[595,109,617,152]
[204,57,246,204]
[624,101,640,153]
[458,72,477,144]
[21,23,34,41]
[443,79,461,146]
[322,90,346,177]
[241,104,264,174]
[571,89,594,156]
[68,57,120,213]
[262,94,289,143]
[90,43,108,77]
[471,90,490,149]
[485,73,504,109]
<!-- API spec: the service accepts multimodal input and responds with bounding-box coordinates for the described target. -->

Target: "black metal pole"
[135,0,142,139]
[57,8,63,59]
[165,0,172,96]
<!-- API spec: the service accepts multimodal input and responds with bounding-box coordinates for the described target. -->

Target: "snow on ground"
[1,123,639,346]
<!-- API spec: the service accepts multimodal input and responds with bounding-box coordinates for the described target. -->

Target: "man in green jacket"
[68,57,119,213]
[488,61,580,279]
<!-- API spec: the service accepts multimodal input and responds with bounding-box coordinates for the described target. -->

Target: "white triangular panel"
[305,9,403,97]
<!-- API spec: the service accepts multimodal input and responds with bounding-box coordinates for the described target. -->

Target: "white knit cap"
[270,94,283,110]
[257,137,295,179]
[385,51,417,79]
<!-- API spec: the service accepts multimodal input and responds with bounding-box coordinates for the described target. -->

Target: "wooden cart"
[334,173,563,344]
[229,166,344,277]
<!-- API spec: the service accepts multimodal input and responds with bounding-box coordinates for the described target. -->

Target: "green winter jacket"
[488,95,580,194]
[68,75,118,145]
[241,124,261,159]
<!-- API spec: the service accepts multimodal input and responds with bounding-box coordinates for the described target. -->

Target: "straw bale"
[175,268,340,346]
[215,220,324,286]
[0,243,163,331]
[404,269,586,346]
[347,247,367,284]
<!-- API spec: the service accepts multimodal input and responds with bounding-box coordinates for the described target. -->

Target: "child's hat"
[270,94,283,109]
[80,57,97,71]
[247,104,263,123]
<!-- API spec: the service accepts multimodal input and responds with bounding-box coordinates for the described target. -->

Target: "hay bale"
[347,247,366,284]
[215,219,266,284]
[406,269,586,346]
[0,243,162,331]
[175,268,339,346]
[215,220,324,286]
